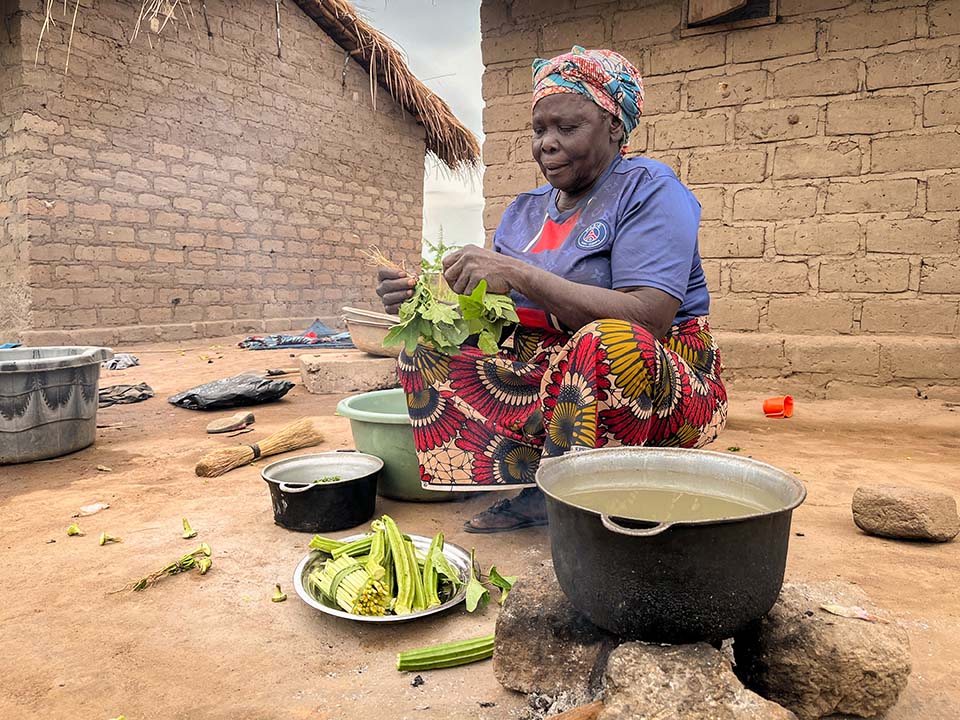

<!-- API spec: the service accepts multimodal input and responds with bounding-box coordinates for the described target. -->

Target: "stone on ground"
[493,562,617,697]
[298,351,399,394]
[852,484,959,542]
[598,642,796,720]
[734,582,911,720]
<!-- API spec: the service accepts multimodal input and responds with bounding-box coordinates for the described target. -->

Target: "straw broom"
[195,417,323,478]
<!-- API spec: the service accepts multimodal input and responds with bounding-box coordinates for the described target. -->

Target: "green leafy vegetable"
[383,277,518,357]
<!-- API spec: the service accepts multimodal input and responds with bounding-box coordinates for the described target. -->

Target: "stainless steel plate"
[293,533,470,623]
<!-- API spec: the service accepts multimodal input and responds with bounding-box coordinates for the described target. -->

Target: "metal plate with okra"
[293,533,471,623]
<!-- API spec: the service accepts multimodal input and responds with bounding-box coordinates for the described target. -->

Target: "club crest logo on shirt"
[576,221,610,250]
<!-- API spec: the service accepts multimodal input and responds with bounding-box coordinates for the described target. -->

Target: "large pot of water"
[536,447,806,643]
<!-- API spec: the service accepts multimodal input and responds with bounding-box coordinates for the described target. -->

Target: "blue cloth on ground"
[238,320,354,351]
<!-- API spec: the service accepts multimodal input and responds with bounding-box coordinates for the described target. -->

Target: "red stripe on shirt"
[529,209,582,253]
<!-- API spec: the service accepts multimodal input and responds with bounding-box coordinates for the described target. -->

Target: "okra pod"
[308,535,343,553]
[422,532,444,608]
[331,535,373,559]
[396,634,495,671]
[383,515,415,615]
[404,537,427,611]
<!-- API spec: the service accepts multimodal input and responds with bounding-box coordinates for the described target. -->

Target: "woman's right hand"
[376,267,417,315]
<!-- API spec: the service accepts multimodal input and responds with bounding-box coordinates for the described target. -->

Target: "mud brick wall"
[480,0,960,392]
[2,0,425,346]
[0,5,32,336]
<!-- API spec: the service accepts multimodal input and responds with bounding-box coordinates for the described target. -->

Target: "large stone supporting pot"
[493,563,618,698]
[734,582,911,720]
[599,642,797,720]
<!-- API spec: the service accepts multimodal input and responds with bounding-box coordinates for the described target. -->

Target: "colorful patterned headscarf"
[532,46,645,149]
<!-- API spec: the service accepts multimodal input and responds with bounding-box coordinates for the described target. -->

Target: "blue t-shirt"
[493,155,709,326]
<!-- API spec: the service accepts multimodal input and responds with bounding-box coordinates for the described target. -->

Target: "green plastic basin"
[336,388,465,502]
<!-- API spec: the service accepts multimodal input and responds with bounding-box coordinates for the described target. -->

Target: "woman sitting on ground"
[377,46,727,532]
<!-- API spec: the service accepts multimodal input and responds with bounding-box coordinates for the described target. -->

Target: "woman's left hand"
[442,245,521,296]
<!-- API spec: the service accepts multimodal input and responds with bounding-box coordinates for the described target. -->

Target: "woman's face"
[531,93,622,195]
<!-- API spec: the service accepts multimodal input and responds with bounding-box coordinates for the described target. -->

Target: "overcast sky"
[354,0,486,251]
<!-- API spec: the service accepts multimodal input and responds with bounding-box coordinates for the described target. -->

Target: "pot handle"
[601,514,674,537]
[278,482,316,494]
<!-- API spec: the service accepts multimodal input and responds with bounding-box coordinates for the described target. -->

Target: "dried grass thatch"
[293,0,481,172]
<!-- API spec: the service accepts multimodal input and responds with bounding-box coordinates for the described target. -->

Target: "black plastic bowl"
[261,451,382,533]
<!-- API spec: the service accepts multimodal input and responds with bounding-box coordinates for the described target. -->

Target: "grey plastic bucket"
[0,346,113,464]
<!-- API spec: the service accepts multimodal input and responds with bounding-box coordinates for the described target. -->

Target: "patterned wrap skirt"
[397,317,728,490]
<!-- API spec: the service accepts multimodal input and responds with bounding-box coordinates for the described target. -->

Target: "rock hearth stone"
[852,484,959,542]
[598,642,797,720]
[493,563,618,696]
[734,582,911,720]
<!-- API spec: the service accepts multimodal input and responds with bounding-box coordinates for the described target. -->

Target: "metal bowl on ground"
[344,317,400,358]
[536,447,806,644]
[293,532,470,623]
[341,306,397,325]
[261,452,382,533]
[341,306,400,358]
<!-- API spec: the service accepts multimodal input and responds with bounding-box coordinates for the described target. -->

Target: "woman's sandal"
[463,490,549,534]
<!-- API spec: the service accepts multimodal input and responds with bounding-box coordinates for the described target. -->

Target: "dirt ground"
[1,337,958,720]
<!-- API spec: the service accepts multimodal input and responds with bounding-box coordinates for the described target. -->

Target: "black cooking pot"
[537,447,806,644]
[261,451,382,533]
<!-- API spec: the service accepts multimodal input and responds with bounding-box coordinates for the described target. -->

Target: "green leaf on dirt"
[488,566,518,606]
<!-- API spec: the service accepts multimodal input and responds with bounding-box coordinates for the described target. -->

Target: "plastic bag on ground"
[167,374,294,411]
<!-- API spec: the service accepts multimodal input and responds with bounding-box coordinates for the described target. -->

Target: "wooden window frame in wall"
[681,0,780,37]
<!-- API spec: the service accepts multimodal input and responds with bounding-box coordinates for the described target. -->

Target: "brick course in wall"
[480,0,960,392]
[1,0,426,346]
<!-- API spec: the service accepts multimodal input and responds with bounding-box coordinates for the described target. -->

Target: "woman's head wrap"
[532,46,644,149]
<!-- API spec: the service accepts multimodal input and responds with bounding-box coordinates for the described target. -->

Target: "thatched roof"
[294,0,481,171]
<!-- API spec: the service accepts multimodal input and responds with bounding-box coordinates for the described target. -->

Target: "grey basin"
[0,346,113,464]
